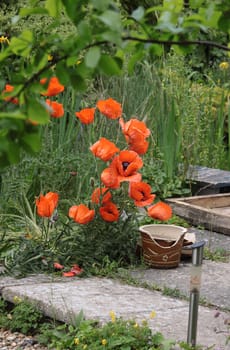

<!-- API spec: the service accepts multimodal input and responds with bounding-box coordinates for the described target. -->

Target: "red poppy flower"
[2,84,19,104]
[91,187,112,204]
[101,167,120,189]
[119,118,150,155]
[90,138,119,161]
[97,98,122,119]
[69,204,95,224]
[120,118,150,138]
[54,262,64,270]
[46,99,64,118]
[147,202,172,221]
[75,108,95,124]
[110,150,143,183]
[129,182,156,207]
[35,192,59,218]
[40,77,64,96]
[99,202,119,222]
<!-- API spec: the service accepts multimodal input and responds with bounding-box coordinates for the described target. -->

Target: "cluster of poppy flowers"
[35,94,172,225]
[2,76,65,119]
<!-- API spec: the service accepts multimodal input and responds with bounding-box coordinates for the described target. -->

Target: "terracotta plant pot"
[139,224,187,268]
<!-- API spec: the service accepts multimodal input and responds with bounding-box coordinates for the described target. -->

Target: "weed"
[0,297,44,334]
[7,299,43,334]
[37,309,176,350]
[162,287,187,299]
[204,247,230,263]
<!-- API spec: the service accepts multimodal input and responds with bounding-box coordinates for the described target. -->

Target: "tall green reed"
[95,55,230,174]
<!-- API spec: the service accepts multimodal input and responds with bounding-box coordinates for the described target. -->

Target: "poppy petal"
[2,84,19,104]
[99,202,119,222]
[91,187,112,204]
[120,118,150,139]
[101,167,120,189]
[71,264,83,275]
[97,98,122,119]
[69,204,95,224]
[129,182,155,207]
[46,99,64,118]
[35,192,59,218]
[90,138,119,161]
[75,108,95,124]
[147,202,172,221]
[119,118,150,155]
[62,271,76,277]
[41,77,64,96]
[111,150,143,177]
[54,262,64,270]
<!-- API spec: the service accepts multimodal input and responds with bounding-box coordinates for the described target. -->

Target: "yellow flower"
[133,322,139,328]
[0,36,9,44]
[48,54,53,62]
[219,62,229,70]
[109,310,116,323]
[149,310,156,319]
[101,339,107,346]
[13,296,22,304]
[74,338,80,345]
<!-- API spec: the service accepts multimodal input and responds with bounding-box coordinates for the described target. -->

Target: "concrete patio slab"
[1,276,229,349]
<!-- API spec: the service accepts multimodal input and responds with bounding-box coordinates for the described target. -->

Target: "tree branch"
[122,36,230,51]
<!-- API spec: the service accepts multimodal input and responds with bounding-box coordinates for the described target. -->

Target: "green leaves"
[0,116,41,167]
[218,11,230,32]
[10,30,34,57]
[61,0,87,24]
[85,47,101,68]
[0,112,26,120]
[22,132,41,153]
[99,10,121,32]
[98,55,122,75]
[199,4,221,28]
[131,6,145,21]
[45,0,62,17]
[27,99,50,125]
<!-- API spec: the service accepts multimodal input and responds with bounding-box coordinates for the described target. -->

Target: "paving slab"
[130,259,230,310]
[0,276,229,349]
[189,227,230,251]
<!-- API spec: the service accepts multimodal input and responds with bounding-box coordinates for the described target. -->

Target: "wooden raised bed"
[166,193,230,235]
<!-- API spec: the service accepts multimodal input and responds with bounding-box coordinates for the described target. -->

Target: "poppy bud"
[90,177,95,187]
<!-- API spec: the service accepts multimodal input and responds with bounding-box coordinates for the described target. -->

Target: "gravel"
[0,329,49,350]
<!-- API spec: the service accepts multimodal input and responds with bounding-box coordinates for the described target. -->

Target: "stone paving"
[0,227,229,349]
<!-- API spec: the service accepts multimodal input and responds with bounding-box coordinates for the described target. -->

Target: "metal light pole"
[186,240,206,347]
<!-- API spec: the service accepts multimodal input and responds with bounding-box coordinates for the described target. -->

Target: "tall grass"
[95,55,229,172]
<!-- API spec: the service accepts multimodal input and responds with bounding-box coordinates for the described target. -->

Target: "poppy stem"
[41,218,50,244]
